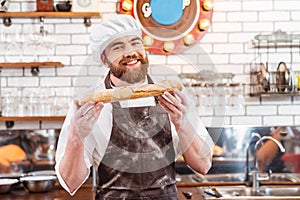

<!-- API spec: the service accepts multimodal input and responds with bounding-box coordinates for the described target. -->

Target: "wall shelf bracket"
[84,17,92,27]
[39,16,45,33]
[31,67,40,76]
[3,17,11,26]
[5,121,14,129]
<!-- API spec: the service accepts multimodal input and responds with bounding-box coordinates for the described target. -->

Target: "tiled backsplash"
[0,0,300,130]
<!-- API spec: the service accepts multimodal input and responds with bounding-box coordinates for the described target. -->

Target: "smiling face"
[101,35,149,85]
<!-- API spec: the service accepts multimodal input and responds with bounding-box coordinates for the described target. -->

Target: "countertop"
[0,183,202,200]
[2,174,300,200]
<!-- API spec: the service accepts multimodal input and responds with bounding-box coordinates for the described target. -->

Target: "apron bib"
[95,75,178,200]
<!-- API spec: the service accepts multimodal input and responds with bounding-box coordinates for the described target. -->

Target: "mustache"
[119,54,146,65]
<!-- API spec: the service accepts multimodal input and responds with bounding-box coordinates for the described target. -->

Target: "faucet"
[244,132,261,184]
[252,136,285,190]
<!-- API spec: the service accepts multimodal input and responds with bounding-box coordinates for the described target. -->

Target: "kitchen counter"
[0,183,203,200]
[3,174,300,200]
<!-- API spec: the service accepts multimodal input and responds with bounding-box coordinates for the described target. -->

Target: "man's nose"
[123,47,138,58]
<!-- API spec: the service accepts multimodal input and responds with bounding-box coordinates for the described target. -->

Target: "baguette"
[80,80,182,105]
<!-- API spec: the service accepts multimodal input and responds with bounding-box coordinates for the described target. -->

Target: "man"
[55,14,214,199]
[256,126,299,173]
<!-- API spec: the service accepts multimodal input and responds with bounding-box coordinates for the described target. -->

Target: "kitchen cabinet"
[249,30,300,97]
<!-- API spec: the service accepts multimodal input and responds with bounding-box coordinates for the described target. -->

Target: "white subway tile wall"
[0,0,299,129]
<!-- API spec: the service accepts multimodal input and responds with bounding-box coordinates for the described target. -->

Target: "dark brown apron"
[95,75,178,200]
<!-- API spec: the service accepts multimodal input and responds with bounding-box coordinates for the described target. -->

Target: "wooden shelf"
[0,116,66,121]
[0,12,101,18]
[0,12,101,27]
[0,62,64,68]
[250,91,300,97]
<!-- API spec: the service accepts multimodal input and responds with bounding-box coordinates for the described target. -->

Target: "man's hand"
[158,89,188,131]
[158,89,213,174]
[70,100,104,139]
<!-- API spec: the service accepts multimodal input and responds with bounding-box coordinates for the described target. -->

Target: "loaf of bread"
[80,80,183,105]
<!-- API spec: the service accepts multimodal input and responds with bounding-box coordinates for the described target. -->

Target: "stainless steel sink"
[266,173,299,182]
[261,186,300,196]
[193,173,299,183]
[200,185,300,199]
[193,173,244,182]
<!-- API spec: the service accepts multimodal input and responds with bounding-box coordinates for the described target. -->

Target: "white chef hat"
[90,14,142,64]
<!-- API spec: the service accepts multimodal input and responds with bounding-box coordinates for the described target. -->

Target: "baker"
[55,14,214,199]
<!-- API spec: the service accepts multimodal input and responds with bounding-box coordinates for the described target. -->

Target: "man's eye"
[132,41,143,46]
[112,45,124,51]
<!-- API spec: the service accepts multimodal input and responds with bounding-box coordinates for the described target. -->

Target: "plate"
[27,170,56,176]
[0,178,19,185]
[20,175,57,182]
[276,61,288,92]
[0,173,24,179]
[260,63,270,92]
[287,68,297,92]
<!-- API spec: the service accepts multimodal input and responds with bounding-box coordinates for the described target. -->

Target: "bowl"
[27,170,56,176]
[0,178,19,193]
[55,1,72,12]
[20,175,57,193]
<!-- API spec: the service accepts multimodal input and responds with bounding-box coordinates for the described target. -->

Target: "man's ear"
[101,53,109,67]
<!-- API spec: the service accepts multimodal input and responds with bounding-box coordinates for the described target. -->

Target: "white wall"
[0,0,300,129]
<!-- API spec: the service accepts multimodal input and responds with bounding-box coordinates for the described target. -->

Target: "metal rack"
[179,71,235,86]
[249,30,300,97]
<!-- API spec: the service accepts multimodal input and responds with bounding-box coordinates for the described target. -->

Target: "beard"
[108,54,149,84]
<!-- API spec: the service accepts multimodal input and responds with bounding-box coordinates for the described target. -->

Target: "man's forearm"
[59,126,89,193]
[178,121,213,174]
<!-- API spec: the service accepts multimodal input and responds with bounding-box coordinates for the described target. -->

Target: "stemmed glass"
[197,84,207,109]
[41,31,56,61]
[14,31,26,61]
[1,31,11,62]
[28,31,41,62]
[0,30,5,56]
